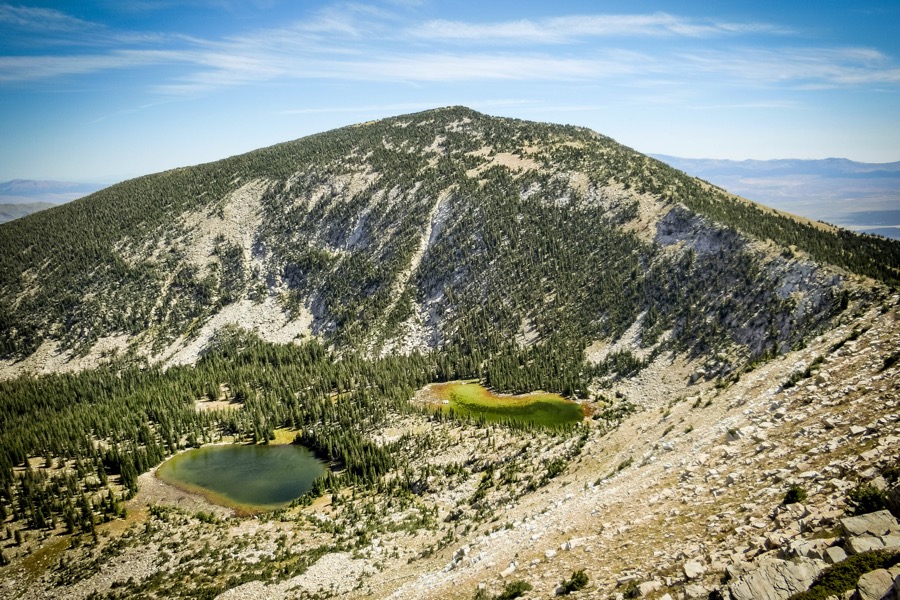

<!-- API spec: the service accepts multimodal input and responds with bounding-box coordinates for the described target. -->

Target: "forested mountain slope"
[3,108,900,600]
[1,107,897,381]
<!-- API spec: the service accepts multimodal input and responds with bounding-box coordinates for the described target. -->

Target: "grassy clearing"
[428,381,584,427]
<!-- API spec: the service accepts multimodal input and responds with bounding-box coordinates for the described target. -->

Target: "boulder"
[727,557,825,600]
[453,545,469,561]
[854,568,894,600]
[636,580,661,596]
[841,511,900,537]
[683,584,708,599]
[823,545,847,565]
[683,560,707,580]
[789,538,833,560]
[847,535,885,555]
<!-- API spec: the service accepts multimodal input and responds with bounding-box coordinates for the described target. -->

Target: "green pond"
[156,444,326,510]
[429,382,584,427]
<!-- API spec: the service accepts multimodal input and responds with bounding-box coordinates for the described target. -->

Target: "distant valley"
[653,155,900,239]
[0,179,107,223]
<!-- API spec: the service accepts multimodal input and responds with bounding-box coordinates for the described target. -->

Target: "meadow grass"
[430,381,584,427]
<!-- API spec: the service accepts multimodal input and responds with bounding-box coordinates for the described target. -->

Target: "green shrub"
[473,588,491,600]
[784,484,808,505]
[847,483,887,515]
[787,549,900,600]
[622,580,640,598]
[881,464,900,485]
[561,569,589,594]
[880,351,900,372]
[617,457,633,472]
[496,580,533,600]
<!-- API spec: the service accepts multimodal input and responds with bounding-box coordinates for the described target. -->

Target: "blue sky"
[2,0,900,183]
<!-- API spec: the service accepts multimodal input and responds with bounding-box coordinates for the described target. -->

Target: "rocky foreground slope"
[2,294,898,600]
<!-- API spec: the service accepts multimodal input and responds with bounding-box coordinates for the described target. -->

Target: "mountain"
[0,180,107,223]
[1,107,897,375]
[0,179,106,204]
[652,155,900,239]
[0,202,57,224]
[1,108,900,600]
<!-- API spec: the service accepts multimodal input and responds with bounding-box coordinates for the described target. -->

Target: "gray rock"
[847,535,886,554]
[454,545,469,561]
[728,557,825,600]
[684,560,706,580]
[882,532,900,550]
[684,583,708,598]
[870,476,888,491]
[855,568,894,600]
[789,538,832,560]
[636,580,661,596]
[841,510,900,537]
[824,546,847,564]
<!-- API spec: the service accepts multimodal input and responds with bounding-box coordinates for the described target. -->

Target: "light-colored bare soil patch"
[160,297,313,367]
[130,464,234,518]
[0,334,130,381]
[466,150,542,178]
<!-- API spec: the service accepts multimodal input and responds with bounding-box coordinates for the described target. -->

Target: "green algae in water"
[157,444,326,510]
[429,382,584,427]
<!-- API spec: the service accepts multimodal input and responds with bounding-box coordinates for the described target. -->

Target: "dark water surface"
[157,444,326,509]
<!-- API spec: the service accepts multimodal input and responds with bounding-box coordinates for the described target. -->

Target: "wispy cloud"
[0,51,183,83]
[0,4,97,32]
[410,12,791,44]
[679,47,900,87]
[1,3,898,98]
[687,101,803,110]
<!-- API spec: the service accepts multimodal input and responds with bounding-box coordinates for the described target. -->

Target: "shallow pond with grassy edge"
[156,444,326,512]
[424,381,585,427]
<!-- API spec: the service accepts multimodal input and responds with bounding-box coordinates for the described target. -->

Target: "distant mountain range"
[652,155,900,239]
[0,179,107,223]
[0,202,58,223]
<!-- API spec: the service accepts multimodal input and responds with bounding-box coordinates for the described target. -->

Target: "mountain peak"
[0,109,897,376]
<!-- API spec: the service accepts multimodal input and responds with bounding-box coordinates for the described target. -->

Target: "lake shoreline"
[155,442,325,513]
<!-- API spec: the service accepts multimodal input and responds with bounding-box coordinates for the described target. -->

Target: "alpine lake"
[156,442,326,512]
